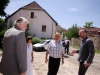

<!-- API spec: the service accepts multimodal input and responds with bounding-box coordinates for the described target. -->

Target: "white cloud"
[68,8,77,11]
[58,0,90,12]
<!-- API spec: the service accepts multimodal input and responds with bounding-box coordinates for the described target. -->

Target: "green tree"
[0,18,6,49]
[83,22,93,28]
[57,28,66,34]
[57,28,66,39]
[25,24,31,37]
[0,18,13,49]
[7,20,13,29]
[66,24,79,39]
[65,31,72,39]
[0,0,10,16]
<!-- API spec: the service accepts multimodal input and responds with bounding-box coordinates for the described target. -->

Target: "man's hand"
[45,58,48,64]
[83,61,90,67]
[71,50,76,54]
[31,57,34,63]
[62,59,64,64]
[21,72,26,75]
[45,51,49,64]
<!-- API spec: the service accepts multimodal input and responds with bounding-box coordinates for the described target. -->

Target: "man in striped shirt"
[45,32,64,75]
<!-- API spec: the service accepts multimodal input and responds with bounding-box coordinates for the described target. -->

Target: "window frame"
[30,12,34,18]
[42,25,46,32]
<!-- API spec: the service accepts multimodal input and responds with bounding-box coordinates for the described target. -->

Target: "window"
[31,12,34,18]
[42,25,46,32]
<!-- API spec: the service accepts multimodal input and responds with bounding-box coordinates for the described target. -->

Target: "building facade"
[6,1,58,38]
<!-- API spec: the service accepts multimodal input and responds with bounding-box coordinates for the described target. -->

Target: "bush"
[41,37,45,40]
[66,24,79,39]
[0,18,5,49]
[32,37,43,44]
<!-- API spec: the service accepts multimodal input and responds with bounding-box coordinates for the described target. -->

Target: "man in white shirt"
[45,32,64,75]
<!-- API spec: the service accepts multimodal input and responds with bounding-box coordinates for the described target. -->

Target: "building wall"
[7,9,56,38]
[71,36,100,50]
[80,28,100,36]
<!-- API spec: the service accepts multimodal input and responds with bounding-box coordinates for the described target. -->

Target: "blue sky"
[5,0,100,29]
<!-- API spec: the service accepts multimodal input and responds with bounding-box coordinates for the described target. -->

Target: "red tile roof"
[80,28,100,32]
[80,28,100,36]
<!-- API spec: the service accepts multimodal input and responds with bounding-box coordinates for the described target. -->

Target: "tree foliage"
[0,18,6,49]
[57,28,66,34]
[66,24,79,39]
[0,19,31,49]
[0,0,10,16]
[25,24,31,37]
[83,22,93,28]
[57,28,66,39]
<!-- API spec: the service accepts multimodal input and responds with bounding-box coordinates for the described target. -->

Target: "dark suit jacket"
[0,25,27,75]
[76,37,95,63]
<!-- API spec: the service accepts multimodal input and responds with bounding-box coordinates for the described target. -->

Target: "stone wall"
[70,36,100,50]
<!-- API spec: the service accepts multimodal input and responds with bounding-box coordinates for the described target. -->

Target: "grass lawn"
[0,48,2,52]
[95,49,100,54]
[70,45,79,49]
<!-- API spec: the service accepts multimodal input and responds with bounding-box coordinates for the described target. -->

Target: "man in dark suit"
[0,17,29,75]
[71,29,95,75]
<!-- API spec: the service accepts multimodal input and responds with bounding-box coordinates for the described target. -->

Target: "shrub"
[0,18,5,49]
[32,37,43,44]
[66,24,79,39]
[41,37,45,40]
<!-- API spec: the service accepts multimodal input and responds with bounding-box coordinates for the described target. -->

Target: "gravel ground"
[33,47,100,75]
[0,47,100,75]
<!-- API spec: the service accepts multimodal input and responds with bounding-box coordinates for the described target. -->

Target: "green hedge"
[0,37,44,50]
[32,37,43,44]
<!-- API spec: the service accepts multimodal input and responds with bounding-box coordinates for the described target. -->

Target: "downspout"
[51,22,53,39]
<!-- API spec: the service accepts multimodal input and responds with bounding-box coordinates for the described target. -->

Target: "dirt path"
[0,48,100,75]
[33,47,100,75]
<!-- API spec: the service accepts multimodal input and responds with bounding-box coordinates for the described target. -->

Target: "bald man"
[71,29,95,75]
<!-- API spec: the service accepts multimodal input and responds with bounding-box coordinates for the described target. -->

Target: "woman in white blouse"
[26,36,33,75]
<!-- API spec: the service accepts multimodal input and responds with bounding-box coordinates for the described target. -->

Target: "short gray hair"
[14,17,29,25]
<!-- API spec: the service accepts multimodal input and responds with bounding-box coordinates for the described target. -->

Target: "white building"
[6,1,58,38]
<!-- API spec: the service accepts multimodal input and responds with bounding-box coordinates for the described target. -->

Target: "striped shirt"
[46,40,64,58]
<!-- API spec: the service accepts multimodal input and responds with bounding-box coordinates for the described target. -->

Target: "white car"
[33,40,50,51]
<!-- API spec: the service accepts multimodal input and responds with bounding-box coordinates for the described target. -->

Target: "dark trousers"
[78,62,89,75]
[48,56,60,75]
[65,45,69,54]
